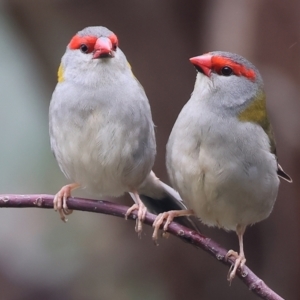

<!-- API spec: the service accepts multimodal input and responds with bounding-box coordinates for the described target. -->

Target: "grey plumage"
[49,26,199,232]
[165,51,292,280]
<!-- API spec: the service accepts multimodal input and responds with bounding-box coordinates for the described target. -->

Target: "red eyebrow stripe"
[212,56,256,80]
[69,35,97,50]
[109,33,118,46]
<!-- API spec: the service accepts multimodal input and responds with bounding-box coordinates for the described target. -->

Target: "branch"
[0,194,283,300]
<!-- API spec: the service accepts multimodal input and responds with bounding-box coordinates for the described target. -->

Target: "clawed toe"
[152,209,193,243]
[53,183,78,222]
[125,201,147,237]
[226,250,246,282]
[125,204,139,220]
[152,212,173,242]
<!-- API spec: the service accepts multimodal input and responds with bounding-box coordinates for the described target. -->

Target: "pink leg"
[225,224,246,282]
[53,183,80,222]
[125,191,147,237]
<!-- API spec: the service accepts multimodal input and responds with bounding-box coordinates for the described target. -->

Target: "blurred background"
[0,0,299,299]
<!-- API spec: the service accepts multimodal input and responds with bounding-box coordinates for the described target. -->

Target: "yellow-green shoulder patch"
[57,63,64,83]
[127,61,137,80]
[239,91,276,154]
[238,92,267,127]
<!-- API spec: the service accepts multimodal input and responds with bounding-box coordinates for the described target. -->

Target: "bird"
[49,26,199,235]
[152,51,292,281]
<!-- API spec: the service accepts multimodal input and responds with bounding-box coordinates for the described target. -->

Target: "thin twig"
[0,194,283,300]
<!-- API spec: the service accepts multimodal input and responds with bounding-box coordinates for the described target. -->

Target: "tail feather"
[277,164,292,183]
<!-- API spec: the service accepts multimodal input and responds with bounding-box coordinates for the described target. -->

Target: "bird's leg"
[152,209,194,243]
[53,183,80,222]
[225,224,246,282]
[125,191,147,237]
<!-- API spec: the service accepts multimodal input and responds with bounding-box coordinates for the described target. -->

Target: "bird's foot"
[225,250,246,282]
[125,202,147,237]
[53,183,79,222]
[152,209,193,244]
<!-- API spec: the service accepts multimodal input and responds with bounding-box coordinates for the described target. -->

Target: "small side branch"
[0,194,283,300]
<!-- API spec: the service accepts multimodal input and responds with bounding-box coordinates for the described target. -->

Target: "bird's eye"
[221,66,233,76]
[80,44,89,54]
[109,34,118,51]
[112,43,117,51]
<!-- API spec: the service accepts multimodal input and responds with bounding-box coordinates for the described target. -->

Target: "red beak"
[190,54,212,77]
[93,37,114,59]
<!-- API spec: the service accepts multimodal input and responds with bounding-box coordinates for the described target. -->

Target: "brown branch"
[0,194,283,300]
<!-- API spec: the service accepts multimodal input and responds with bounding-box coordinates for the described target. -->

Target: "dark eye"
[80,44,89,54]
[221,66,233,76]
[112,43,117,51]
[109,34,118,51]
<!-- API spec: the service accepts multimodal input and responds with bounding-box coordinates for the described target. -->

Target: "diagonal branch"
[0,194,283,300]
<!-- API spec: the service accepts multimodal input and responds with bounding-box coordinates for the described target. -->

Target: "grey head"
[61,26,128,85]
[189,51,264,114]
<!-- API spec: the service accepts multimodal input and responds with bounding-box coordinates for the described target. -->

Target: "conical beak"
[93,37,114,59]
[190,54,212,77]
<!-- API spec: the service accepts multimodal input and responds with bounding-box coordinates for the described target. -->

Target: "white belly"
[167,116,279,230]
[51,109,155,198]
